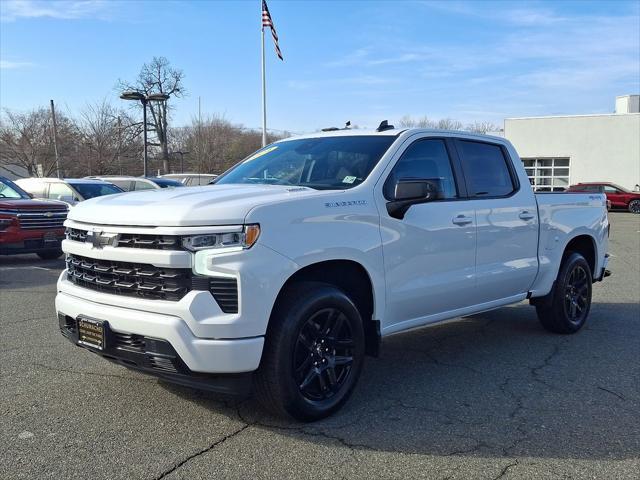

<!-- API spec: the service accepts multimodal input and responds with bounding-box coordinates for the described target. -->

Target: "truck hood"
[0,198,68,211]
[67,184,324,226]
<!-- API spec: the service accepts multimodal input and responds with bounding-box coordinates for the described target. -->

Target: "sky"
[1,0,639,134]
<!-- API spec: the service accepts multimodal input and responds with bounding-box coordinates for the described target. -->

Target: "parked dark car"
[567,183,640,213]
[0,176,68,259]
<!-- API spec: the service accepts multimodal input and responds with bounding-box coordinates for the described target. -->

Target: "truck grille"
[16,209,67,229]
[66,254,191,301]
[65,253,239,311]
[65,228,180,250]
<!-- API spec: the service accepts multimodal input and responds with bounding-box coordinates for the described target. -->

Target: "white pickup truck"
[55,125,610,420]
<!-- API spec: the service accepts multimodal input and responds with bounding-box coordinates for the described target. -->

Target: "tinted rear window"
[457,141,515,197]
[150,178,184,188]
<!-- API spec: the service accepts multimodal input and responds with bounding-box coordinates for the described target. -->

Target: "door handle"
[519,211,535,221]
[452,215,473,226]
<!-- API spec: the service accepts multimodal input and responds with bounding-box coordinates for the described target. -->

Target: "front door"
[376,137,476,333]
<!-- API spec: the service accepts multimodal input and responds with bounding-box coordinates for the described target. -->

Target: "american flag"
[262,0,283,61]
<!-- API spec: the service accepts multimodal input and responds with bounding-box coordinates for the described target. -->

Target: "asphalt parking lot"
[1,212,638,480]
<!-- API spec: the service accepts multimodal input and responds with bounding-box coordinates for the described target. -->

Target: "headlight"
[181,224,260,252]
[0,217,15,231]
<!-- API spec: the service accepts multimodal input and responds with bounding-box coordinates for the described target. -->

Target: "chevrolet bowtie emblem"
[86,231,118,249]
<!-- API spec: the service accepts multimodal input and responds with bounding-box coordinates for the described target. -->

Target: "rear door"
[376,136,477,331]
[454,139,539,303]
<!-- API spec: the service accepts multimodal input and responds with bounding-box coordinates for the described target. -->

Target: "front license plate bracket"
[77,316,107,350]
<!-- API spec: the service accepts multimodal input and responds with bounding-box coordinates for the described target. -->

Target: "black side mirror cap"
[386,178,443,219]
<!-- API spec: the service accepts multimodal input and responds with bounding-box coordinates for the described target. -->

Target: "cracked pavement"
[1,212,639,479]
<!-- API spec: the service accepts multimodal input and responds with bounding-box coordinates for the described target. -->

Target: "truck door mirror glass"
[57,195,76,203]
[387,178,443,219]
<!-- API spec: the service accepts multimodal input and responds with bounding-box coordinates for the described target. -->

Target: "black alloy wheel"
[255,282,365,421]
[293,308,355,401]
[536,251,592,334]
[563,264,590,325]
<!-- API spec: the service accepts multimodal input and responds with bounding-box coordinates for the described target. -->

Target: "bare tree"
[436,118,464,130]
[398,115,435,128]
[0,107,77,177]
[174,116,286,175]
[398,115,499,132]
[466,121,501,134]
[78,100,142,175]
[117,57,185,174]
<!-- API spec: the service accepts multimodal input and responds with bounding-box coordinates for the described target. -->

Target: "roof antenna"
[345,121,351,129]
[376,120,395,132]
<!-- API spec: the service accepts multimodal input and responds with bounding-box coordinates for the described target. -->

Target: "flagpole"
[261,24,267,147]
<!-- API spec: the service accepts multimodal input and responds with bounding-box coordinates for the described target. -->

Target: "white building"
[503,95,640,191]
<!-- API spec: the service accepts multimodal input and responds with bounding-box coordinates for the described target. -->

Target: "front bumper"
[0,231,64,255]
[55,287,264,374]
[57,312,253,394]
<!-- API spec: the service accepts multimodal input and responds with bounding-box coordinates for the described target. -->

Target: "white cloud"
[1,0,112,22]
[0,60,35,69]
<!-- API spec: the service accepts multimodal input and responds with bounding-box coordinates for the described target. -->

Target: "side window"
[384,139,458,200]
[457,141,516,197]
[603,185,619,193]
[134,181,155,190]
[25,182,45,197]
[110,180,133,191]
[48,183,74,199]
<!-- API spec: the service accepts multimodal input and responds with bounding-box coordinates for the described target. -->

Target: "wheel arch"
[563,234,597,275]
[269,259,381,357]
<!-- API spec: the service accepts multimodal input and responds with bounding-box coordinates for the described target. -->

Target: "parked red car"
[567,182,640,214]
[0,176,68,259]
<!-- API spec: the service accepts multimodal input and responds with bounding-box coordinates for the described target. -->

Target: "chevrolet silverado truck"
[0,176,68,259]
[55,126,610,420]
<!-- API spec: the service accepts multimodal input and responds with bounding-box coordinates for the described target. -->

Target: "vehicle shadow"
[162,301,640,460]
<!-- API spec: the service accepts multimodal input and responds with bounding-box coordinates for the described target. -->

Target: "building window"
[521,158,570,192]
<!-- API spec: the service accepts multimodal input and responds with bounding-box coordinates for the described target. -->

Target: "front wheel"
[255,282,365,421]
[628,199,640,214]
[536,252,592,334]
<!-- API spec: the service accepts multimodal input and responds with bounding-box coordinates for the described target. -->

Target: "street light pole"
[120,91,169,177]
[142,98,148,177]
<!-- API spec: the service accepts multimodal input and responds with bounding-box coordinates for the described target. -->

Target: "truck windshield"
[0,178,30,199]
[214,136,396,190]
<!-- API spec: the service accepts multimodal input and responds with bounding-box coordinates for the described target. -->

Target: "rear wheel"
[255,282,365,421]
[628,199,640,214]
[536,252,592,334]
[37,250,63,260]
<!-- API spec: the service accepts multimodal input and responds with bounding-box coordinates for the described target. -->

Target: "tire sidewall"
[272,284,365,420]
[552,252,592,332]
[629,199,640,214]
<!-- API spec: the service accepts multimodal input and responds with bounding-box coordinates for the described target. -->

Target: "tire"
[536,252,592,334]
[37,249,63,260]
[255,281,365,421]
[628,199,640,214]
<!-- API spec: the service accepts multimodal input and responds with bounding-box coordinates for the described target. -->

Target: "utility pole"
[116,116,122,175]
[198,96,202,173]
[50,100,61,178]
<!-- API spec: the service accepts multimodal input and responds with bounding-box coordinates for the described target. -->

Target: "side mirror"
[57,195,77,204]
[386,178,443,219]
